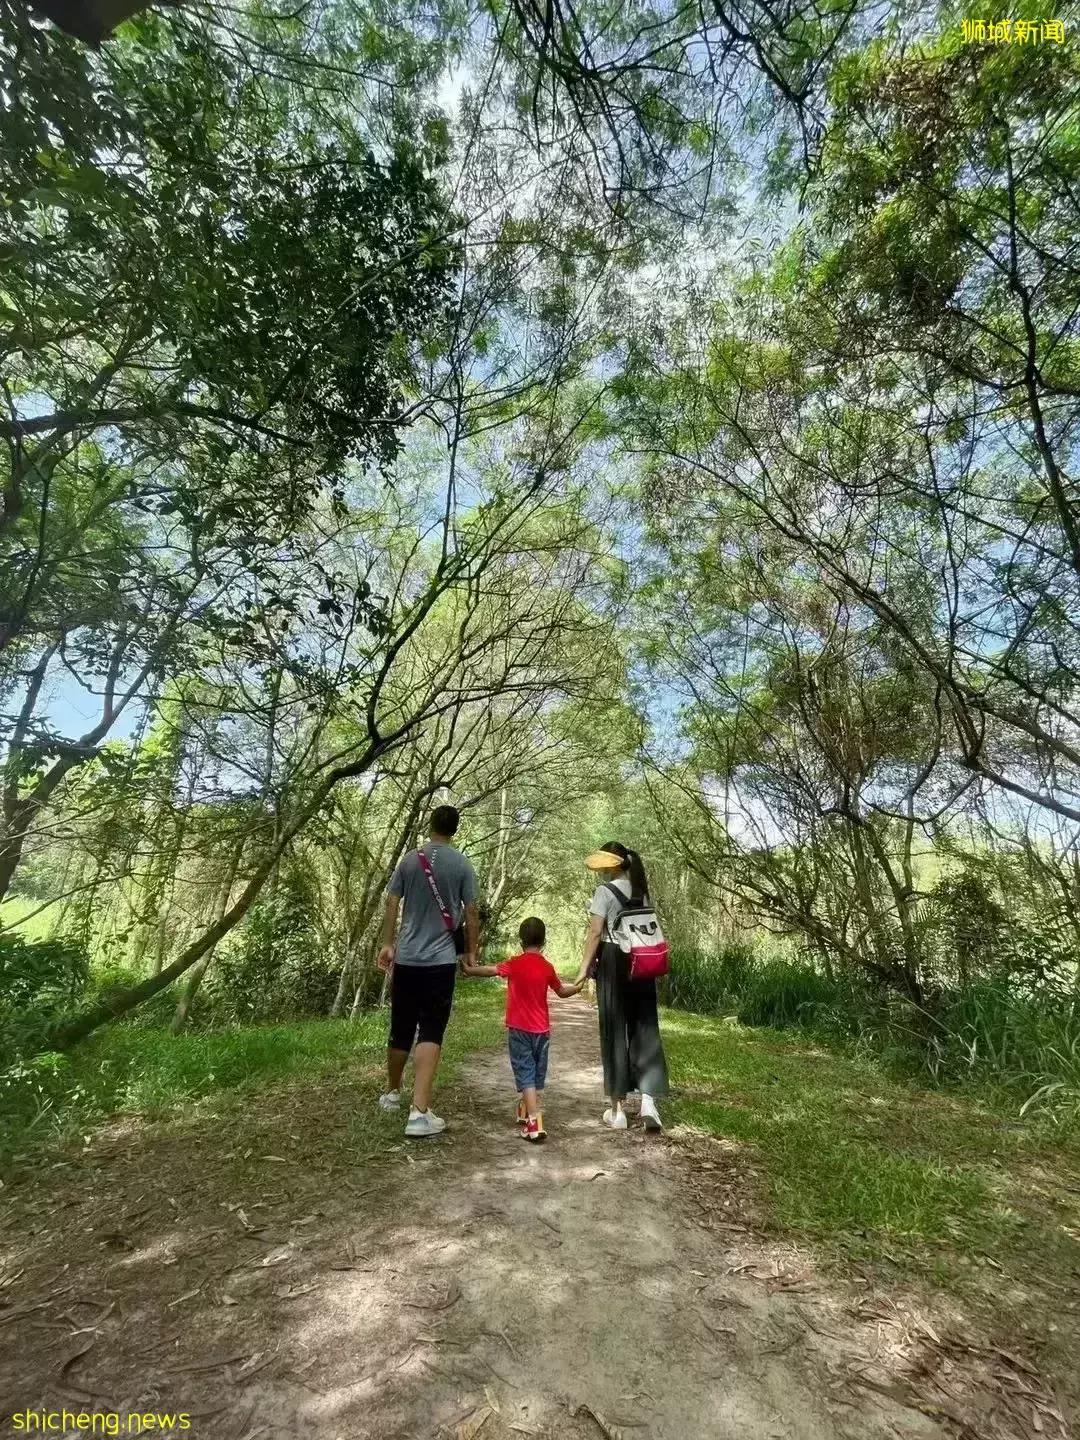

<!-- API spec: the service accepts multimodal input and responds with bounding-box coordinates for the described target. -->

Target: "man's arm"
[463,899,480,968]
[377,894,400,972]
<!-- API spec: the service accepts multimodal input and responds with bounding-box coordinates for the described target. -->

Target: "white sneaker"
[602,1107,627,1130]
[378,1090,401,1110]
[640,1094,663,1131]
[405,1108,446,1137]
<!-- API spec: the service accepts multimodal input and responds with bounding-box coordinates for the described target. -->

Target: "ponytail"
[597,840,650,904]
[626,849,649,904]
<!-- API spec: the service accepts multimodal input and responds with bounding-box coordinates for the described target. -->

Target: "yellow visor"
[584,849,625,871]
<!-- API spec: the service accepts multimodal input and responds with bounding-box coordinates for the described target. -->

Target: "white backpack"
[604,884,670,981]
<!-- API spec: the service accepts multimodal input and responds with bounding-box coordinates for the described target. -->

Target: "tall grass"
[736,959,838,1028]
[663,944,1080,1131]
[661,942,836,1027]
[660,941,759,1013]
[930,981,1080,1110]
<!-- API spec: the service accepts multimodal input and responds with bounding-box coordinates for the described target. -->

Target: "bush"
[661,941,759,1013]
[928,979,1080,1096]
[209,872,338,1024]
[661,931,1080,1129]
[83,959,181,1028]
[736,957,838,1028]
[0,930,90,1061]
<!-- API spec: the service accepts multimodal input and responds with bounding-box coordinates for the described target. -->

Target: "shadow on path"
[0,999,1066,1439]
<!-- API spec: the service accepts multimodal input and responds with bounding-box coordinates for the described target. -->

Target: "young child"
[463,917,582,1142]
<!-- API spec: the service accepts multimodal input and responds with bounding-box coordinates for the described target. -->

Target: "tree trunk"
[330,955,352,1018]
[169,835,245,1034]
[168,952,213,1035]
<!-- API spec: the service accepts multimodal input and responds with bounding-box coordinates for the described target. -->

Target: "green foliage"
[1,6,458,474]
[930,983,1080,1120]
[665,928,1080,1132]
[0,929,89,1060]
[925,871,1080,995]
[211,871,338,1025]
[736,958,838,1029]
[660,941,759,1013]
[0,980,504,1167]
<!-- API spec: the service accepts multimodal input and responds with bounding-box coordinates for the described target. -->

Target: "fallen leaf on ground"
[231,1352,275,1383]
[456,1404,492,1439]
[166,1288,201,1309]
[698,1313,736,1338]
[405,1279,461,1310]
[175,1351,250,1374]
[575,1404,624,1439]
[57,1339,94,1378]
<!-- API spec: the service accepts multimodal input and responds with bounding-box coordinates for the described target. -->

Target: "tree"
[0,2,459,903]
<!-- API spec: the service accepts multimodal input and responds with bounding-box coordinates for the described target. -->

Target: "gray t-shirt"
[389,842,478,967]
[588,875,632,940]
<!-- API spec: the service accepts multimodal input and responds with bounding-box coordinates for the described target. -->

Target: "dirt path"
[1,1000,1070,1439]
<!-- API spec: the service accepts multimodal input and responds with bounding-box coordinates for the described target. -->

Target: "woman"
[574,841,669,1131]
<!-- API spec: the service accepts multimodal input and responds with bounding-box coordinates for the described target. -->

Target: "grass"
[7,964,1079,1326]
[0,982,506,1169]
[0,894,57,942]
[662,946,1080,1138]
[662,1005,1080,1303]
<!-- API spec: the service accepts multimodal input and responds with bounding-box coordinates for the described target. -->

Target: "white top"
[588,874,632,939]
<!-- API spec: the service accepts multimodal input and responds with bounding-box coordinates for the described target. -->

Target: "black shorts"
[388,963,457,1051]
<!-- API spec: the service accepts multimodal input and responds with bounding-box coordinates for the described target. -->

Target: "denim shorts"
[508,1027,550,1091]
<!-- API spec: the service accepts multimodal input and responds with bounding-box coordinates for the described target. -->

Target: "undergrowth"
[662,1006,1080,1310]
[0,983,505,1168]
[661,945,1080,1136]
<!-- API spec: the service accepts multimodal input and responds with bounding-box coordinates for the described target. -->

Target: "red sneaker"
[522,1113,546,1143]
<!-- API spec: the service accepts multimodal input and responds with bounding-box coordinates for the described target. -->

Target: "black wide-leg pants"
[596,943,669,1098]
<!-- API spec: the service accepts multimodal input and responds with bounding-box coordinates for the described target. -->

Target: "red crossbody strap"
[416,849,455,934]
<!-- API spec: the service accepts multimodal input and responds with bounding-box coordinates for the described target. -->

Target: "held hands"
[462,956,501,979]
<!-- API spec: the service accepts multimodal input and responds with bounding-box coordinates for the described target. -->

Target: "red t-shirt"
[495,951,562,1033]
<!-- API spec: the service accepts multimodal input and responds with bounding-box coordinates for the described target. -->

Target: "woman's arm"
[575,913,606,985]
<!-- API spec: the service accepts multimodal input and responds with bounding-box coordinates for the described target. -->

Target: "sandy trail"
[1,999,1067,1439]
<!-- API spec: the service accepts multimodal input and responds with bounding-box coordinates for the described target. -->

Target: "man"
[376,804,479,1137]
